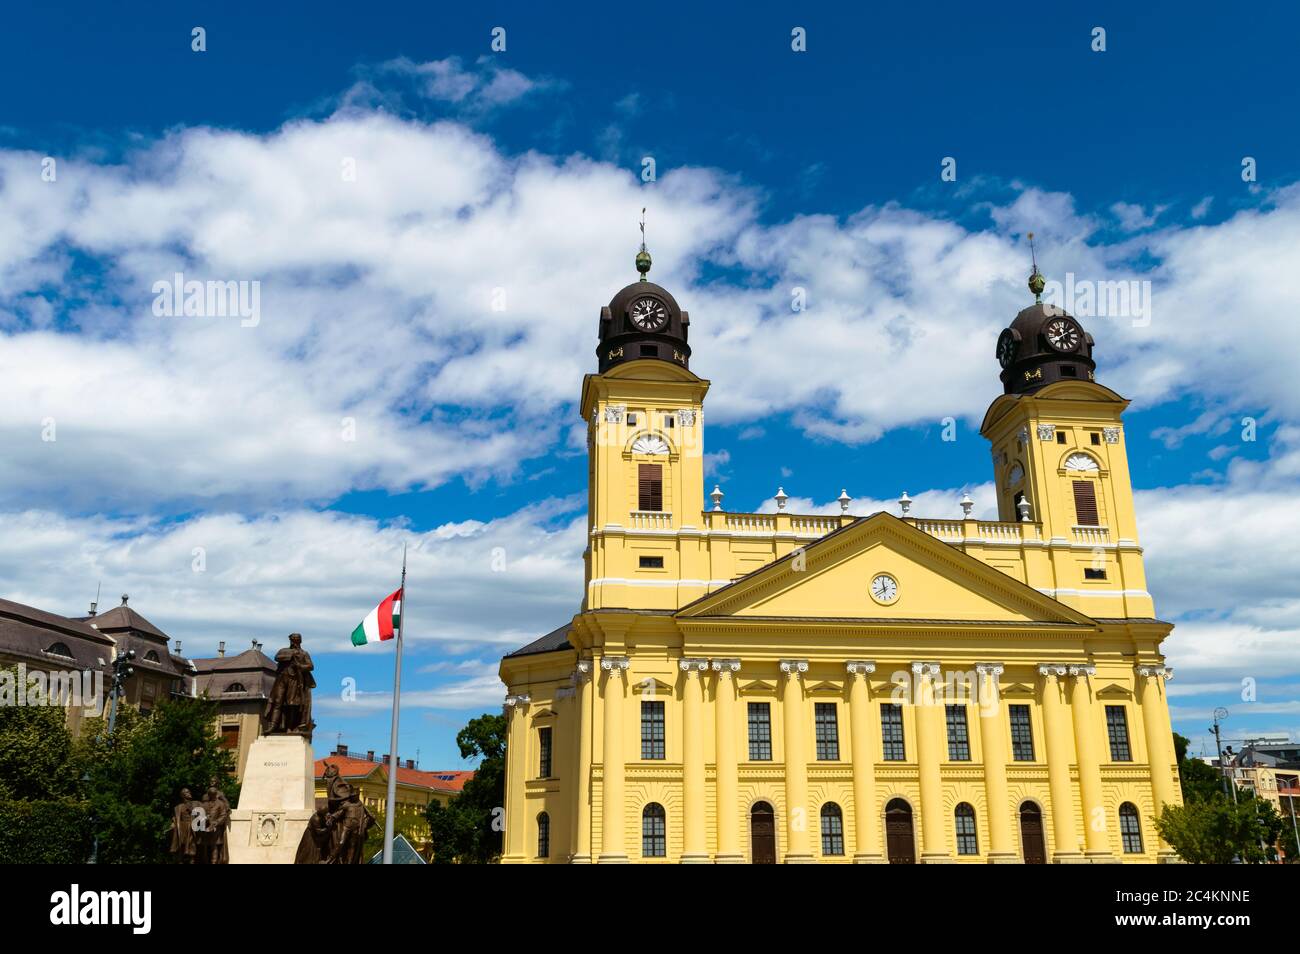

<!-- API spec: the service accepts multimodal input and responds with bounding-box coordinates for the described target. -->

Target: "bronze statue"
[326,783,376,864]
[294,808,334,864]
[262,633,315,737]
[168,788,201,863]
[199,777,231,864]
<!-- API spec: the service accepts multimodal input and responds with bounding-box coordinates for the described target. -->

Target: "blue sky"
[1,1,1298,768]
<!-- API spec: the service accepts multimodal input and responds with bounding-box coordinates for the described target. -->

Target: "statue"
[262,633,315,737]
[168,788,201,864]
[294,808,334,864]
[199,777,231,864]
[326,783,376,864]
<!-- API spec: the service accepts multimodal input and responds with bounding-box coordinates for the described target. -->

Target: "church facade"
[498,251,1179,864]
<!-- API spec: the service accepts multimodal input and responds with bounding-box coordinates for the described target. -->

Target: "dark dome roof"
[597,278,691,373]
[997,301,1096,395]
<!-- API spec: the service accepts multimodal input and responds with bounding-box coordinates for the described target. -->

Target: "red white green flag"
[351,587,402,646]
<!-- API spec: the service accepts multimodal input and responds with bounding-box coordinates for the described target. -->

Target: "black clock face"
[1044,318,1081,352]
[997,329,1018,368]
[629,296,668,331]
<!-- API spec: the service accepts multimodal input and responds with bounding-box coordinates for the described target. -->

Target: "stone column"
[597,656,630,863]
[1137,664,1179,862]
[680,657,710,863]
[503,693,531,862]
[846,660,884,863]
[975,664,1018,862]
[1038,663,1083,862]
[711,658,743,863]
[571,661,594,864]
[1068,664,1114,861]
[913,662,951,863]
[780,659,814,863]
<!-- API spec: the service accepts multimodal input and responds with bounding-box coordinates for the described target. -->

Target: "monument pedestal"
[229,734,316,864]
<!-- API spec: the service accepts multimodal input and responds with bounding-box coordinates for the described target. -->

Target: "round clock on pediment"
[870,573,900,606]
[629,295,669,332]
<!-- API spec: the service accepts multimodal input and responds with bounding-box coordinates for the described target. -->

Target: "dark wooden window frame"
[1105,705,1133,761]
[747,702,773,761]
[1009,704,1035,761]
[954,802,978,855]
[641,700,665,760]
[642,802,667,857]
[945,704,971,761]
[814,702,840,761]
[880,703,906,761]
[820,802,845,856]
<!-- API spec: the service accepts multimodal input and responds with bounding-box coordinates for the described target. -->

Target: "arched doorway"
[1019,801,1047,864]
[884,798,915,864]
[750,801,777,864]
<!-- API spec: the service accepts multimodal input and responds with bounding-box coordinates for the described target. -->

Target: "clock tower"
[981,264,1153,619]
[579,245,709,610]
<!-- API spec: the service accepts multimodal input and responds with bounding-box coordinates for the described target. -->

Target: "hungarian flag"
[351,588,402,645]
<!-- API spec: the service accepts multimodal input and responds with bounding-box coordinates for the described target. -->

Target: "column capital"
[910,661,941,678]
[1136,664,1173,680]
[845,659,877,675]
[710,658,741,676]
[679,657,710,673]
[504,693,531,709]
[975,662,1005,678]
[779,659,809,679]
[1036,663,1069,679]
[1067,664,1097,678]
[576,659,594,679]
[601,656,630,673]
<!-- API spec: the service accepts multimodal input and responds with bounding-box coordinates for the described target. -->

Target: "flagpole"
[382,544,407,864]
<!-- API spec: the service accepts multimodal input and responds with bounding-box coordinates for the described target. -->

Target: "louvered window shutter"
[638,464,663,511]
[1072,480,1100,526]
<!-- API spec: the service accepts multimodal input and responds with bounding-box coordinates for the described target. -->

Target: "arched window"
[642,803,666,857]
[144,650,160,663]
[224,683,246,694]
[536,811,550,858]
[45,642,73,658]
[954,803,978,855]
[1118,802,1143,854]
[820,803,844,856]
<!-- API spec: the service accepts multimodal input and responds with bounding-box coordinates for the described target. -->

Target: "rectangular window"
[1090,432,1101,445]
[945,705,971,761]
[1073,480,1100,526]
[1084,567,1107,580]
[1106,705,1132,761]
[1056,430,1067,444]
[747,702,772,761]
[814,703,840,760]
[638,463,663,511]
[1009,705,1035,762]
[538,727,553,778]
[638,555,664,569]
[880,704,905,761]
[641,700,665,760]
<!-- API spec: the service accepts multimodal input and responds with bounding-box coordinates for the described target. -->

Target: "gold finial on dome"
[1027,231,1045,303]
[635,207,652,280]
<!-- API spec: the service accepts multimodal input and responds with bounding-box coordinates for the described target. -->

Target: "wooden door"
[1020,802,1047,864]
[885,798,915,864]
[751,802,777,864]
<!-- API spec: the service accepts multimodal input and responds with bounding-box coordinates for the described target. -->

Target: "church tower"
[980,258,1153,619]
[578,238,710,610]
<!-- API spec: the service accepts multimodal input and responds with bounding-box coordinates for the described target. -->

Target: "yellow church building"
[498,247,1180,864]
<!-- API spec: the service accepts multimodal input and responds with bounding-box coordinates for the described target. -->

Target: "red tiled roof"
[314,755,474,794]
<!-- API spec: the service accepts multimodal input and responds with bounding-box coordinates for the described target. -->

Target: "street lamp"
[1210,708,1237,803]
[105,649,135,739]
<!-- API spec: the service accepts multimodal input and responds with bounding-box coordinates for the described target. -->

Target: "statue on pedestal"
[169,788,201,864]
[326,783,376,864]
[294,808,334,864]
[262,633,315,738]
[200,777,231,864]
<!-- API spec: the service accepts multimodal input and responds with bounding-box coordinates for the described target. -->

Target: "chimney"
[367,750,375,762]
[406,759,414,770]
[382,754,391,765]
[336,743,348,756]
[87,601,97,617]
[217,641,226,657]
[173,640,182,656]
[121,593,129,606]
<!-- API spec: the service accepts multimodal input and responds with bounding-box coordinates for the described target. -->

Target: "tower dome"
[596,244,691,373]
[995,260,1096,394]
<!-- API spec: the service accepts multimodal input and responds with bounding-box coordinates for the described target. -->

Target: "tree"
[78,695,239,864]
[0,666,84,801]
[1158,732,1286,863]
[424,712,506,863]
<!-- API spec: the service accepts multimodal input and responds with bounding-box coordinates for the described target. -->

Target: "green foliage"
[78,695,239,864]
[423,712,506,863]
[1158,733,1288,863]
[0,798,94,863]
[0,666,85,800]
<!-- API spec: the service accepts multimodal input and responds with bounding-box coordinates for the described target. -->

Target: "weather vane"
[636,207,652,280]
[1027,231,1045,303]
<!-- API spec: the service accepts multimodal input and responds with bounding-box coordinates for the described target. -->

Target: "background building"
[191,641,279,780]
[499,253,1180,864]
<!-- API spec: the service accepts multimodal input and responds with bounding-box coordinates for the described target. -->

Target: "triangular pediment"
[677,512,1094,627]
[632,677,673,696]
[1096,683,1133,699]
